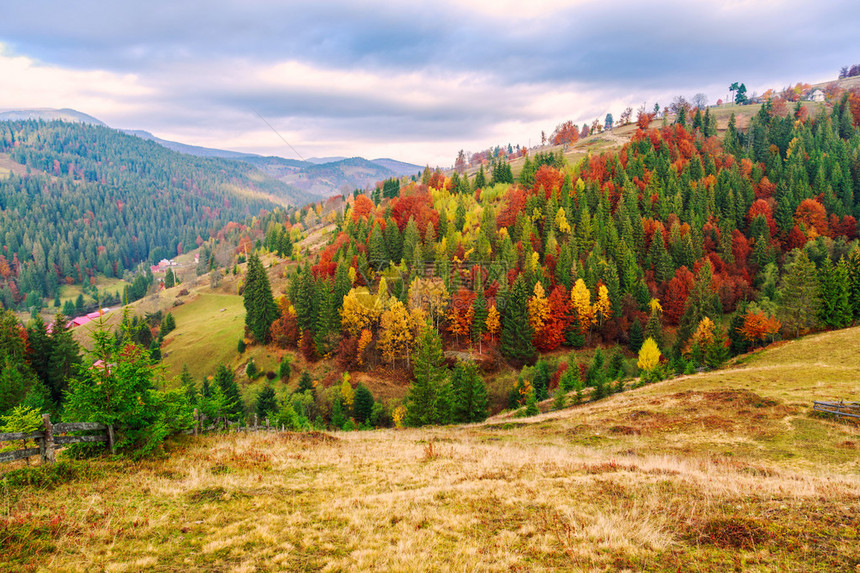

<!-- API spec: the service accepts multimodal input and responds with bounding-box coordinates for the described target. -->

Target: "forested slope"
[0,120,308,310]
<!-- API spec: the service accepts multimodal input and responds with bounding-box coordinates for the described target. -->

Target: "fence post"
[254,413,258,430]
[41,413,55,464]
[193,408,199,437]
[107,424,116,454]
[266,417,270,432]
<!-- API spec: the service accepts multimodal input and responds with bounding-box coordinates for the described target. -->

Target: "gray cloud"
[1,0,858,164]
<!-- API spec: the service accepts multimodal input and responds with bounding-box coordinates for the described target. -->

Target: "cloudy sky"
[0,0,857,166]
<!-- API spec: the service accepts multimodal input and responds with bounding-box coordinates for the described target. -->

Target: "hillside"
[0,119,315,314]
[1,327,856,571]
[257,156,420,197]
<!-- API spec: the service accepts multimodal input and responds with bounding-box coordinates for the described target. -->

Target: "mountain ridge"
[0,108,422,196]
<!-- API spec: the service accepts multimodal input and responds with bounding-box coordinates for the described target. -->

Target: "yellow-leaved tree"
[378,299,414,366]
[527,282,550,332]
[407,277,450,331]
[637,337,662,381]
[485,303,501,343]
[555,207,571,235]
[340,373,354,410]
[594,284,612,327]
[570,279,595,333]
[340,287,382,336]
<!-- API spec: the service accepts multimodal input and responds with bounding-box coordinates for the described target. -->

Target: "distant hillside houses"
[150,258,177,274]
[59,307,113,330]
[807,89,825,103]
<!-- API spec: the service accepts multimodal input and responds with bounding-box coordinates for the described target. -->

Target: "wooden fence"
[183,410,286,436]
[0,414,113,465]
[813,401,860,420]
[1,410,287,466]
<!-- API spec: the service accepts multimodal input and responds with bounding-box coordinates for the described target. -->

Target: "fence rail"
[2,410,289,466]
[0,414,111,465]
[813,401,860,419]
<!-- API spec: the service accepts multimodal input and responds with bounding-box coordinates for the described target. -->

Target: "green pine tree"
[243,253,279,343]
[405,323,447,426]
[255,384,278,419]
[500,275,536,365]
[353,383,375,424]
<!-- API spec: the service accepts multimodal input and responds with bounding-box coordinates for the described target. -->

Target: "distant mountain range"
[0,108,106,125]
[0,108,423,197]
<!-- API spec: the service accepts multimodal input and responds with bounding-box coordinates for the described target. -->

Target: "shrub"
[64,331,193,459]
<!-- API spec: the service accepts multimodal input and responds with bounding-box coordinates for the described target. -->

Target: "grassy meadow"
[2,327,858,571]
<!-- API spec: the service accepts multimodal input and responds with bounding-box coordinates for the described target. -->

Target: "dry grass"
[3,329,860,571]
[1,420,857,571]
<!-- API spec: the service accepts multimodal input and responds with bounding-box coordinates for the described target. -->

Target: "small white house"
[807,89,825,103]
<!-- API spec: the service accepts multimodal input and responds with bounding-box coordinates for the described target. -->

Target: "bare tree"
[691,93,708,109]
[670,96,690,115]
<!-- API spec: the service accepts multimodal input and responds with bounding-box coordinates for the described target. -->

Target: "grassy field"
[2,327,858,571]
[161,290,247,381]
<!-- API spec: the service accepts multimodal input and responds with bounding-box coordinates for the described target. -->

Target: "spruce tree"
[628,318,644,352]
[243,253,278,343]
[474,165,486,189]
[675,263,719,352]
[452,362,488,423]
[298,370,314,394]
[405,323,447,426]
[369,224,388,268]
[777,250,821,337]
[46,315,81,406]
[255,384,278,419]
[500,275,536,365]
[847,248,860,321]
[214,364,243,419]
[531,359,551,401]
[353,383,375,424]
[26,317,53,397]
[180,365,198,405]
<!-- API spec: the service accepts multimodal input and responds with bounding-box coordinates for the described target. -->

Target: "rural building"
[807,89,825,102]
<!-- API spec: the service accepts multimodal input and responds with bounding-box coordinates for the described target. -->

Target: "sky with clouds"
[0,0,858,166]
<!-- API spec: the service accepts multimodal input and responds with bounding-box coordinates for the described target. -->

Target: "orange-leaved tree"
[739,311,781,347]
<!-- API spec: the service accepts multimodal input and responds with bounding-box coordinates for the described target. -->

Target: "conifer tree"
[474,165,486,189]
[384,217,402,263]
[298,370,315,395]
[818,256,851,329]
[628,318,644,352]
[531,359,551,401]
[369,224,388,268]
[405,323,447,426]
[450,362,488,423]
[472,281,488,351]
[402,218,421,266]
[675,263,719,352]
[255,384,278,419]
[353,383,375,424]
[46,314,81,405]
[847,248,860,321]
[777,250,821,337]
[25,317,53,396]
[243,253,278,343]
[214,364,243,419]
[500,275,536,364]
